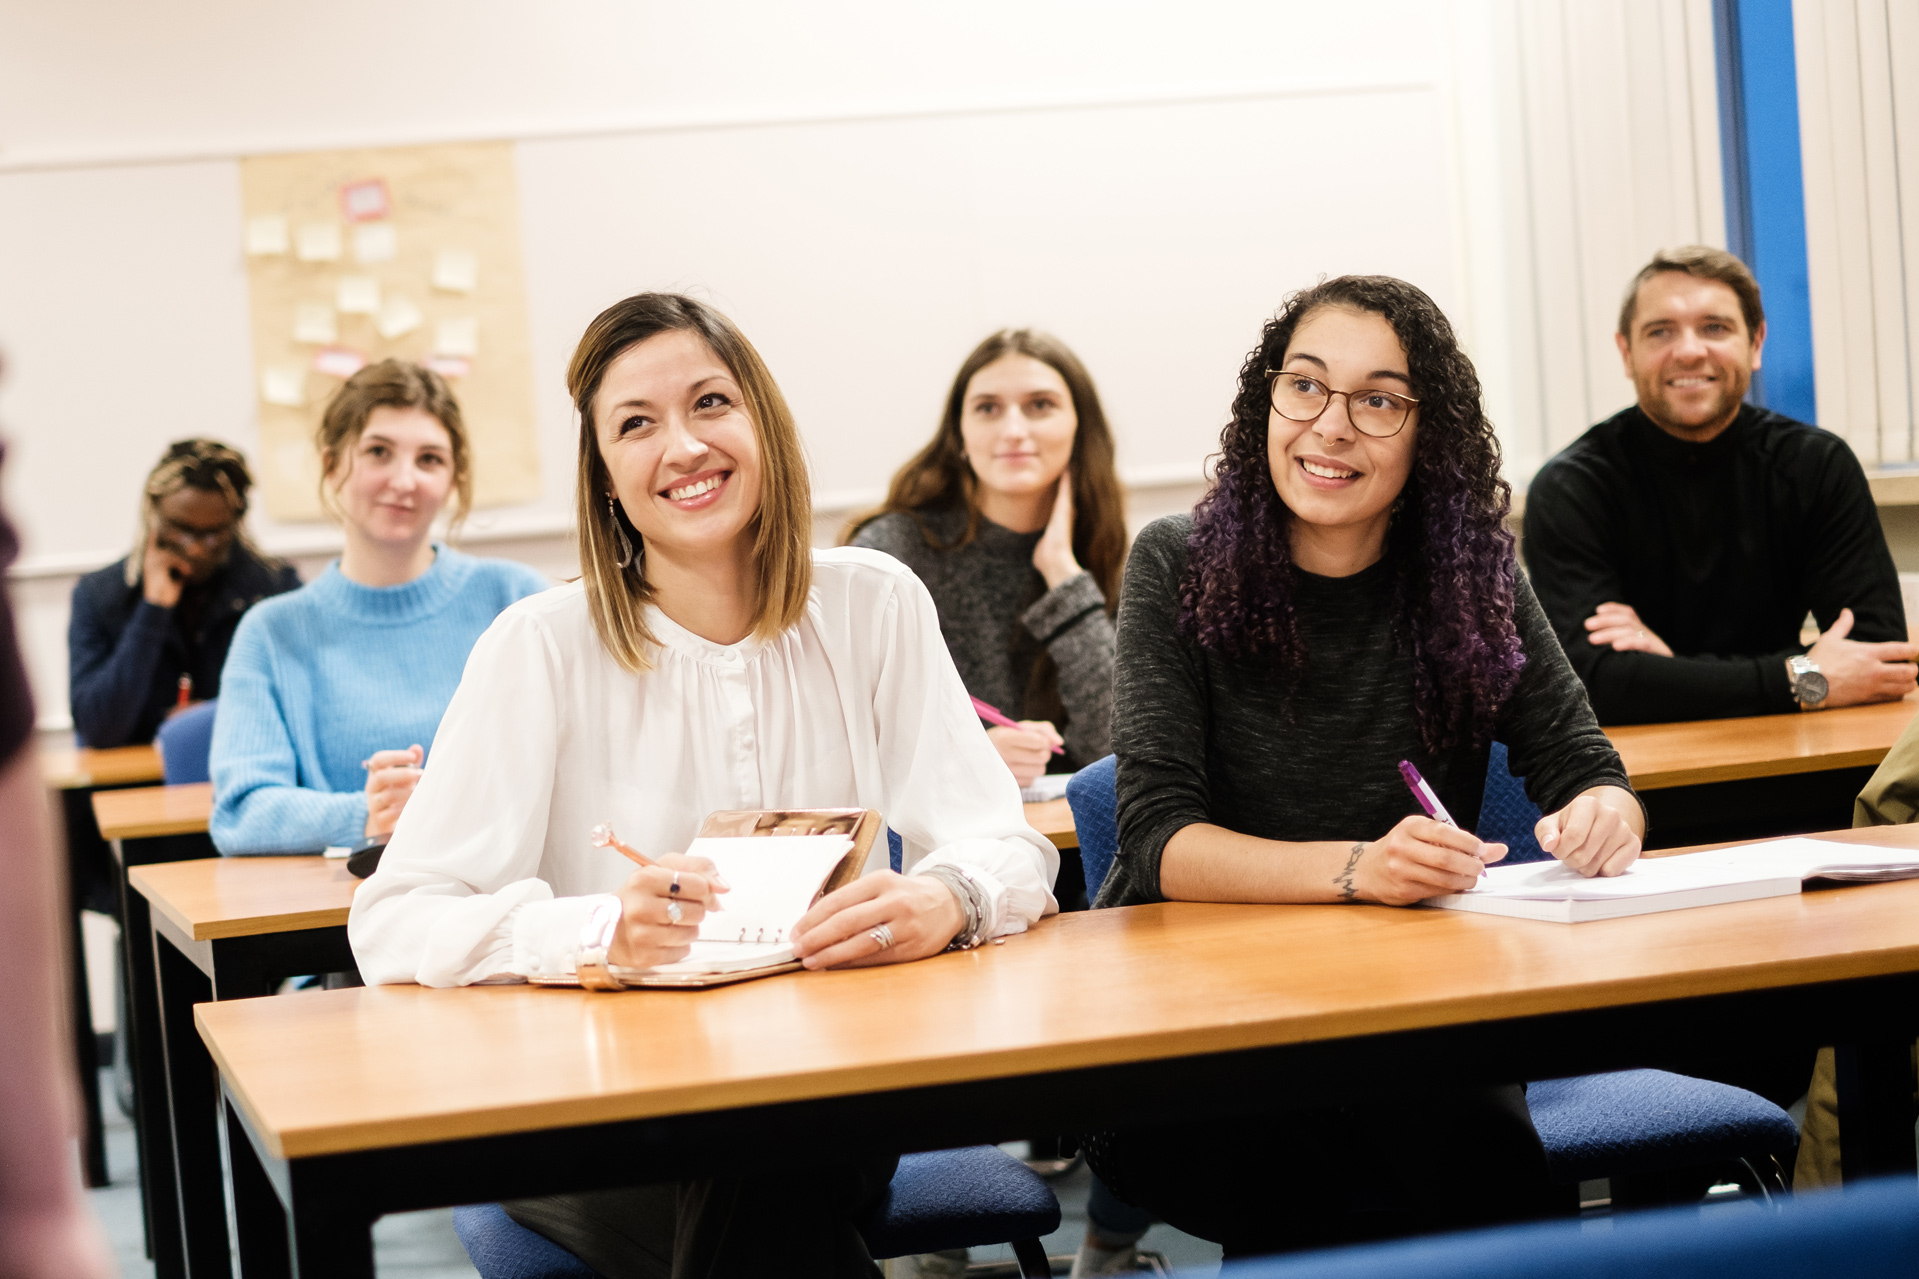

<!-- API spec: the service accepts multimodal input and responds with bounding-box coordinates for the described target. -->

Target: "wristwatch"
[574,896,627,991]
[1787,655,1829,709]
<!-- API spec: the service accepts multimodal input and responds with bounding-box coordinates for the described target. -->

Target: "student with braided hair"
[67,439,300,747]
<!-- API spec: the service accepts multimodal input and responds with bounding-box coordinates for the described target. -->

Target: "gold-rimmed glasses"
[1266,369,1419,438]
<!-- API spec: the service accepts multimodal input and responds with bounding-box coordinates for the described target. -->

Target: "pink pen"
[1398,760,1487,879]
[970,695,1065,756]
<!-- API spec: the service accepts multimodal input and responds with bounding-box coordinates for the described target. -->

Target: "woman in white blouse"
[348,293,1057,1279]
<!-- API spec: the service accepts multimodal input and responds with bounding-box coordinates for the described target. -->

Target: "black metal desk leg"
[152,922,230,1277]
[225,1097,289,1279]
[1834,1041,1919,1183]
[115,839,184,1277]
[65,812,108,1187]
[288,1191,376,1279]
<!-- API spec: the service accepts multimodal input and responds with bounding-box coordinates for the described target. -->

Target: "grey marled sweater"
[851,507,1115,769]
[1098,515,1634,908]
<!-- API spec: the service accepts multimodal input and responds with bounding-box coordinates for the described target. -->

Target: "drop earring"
[608,494,636,570]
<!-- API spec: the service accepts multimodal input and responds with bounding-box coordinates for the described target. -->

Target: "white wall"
[0,0,1722,729]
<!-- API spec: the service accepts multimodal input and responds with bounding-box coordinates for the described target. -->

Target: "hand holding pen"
[970,694,1064,788]
[1334,761,1506,906]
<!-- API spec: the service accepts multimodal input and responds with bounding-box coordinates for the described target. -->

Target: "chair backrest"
[156,699,219,786]
[1219,1175,1919,1279]
[1477,741,1549,864]
[1065,755,1120,900]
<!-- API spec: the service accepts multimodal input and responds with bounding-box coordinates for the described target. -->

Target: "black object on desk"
[345,838,387,879]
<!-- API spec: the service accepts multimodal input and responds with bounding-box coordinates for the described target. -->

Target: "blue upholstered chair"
[453,1146,1061,1279]
[1476,741,1551,863]
[1063,755,1118,902]
[1525,1069,1797,1185]
[156,697,218,785]
[1063,753,1800,1197]
[1219,1176,1919,1278]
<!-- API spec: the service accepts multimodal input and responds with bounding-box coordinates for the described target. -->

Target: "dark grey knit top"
[1097,515,1634,908]
[851,507,1115,768]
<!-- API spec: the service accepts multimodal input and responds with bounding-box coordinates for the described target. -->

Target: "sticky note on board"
[261,365,306,407]
[353,223,397,263]
[295,223,342,262]
[424,355,471,379]
[336,276,381,315]
[339,178,391,222]
[293,303,338,345]
[312,346,367,379]
[434,317,479,357]
[376,294,423,339]
[245,215,289,255]
[432,249,478,293]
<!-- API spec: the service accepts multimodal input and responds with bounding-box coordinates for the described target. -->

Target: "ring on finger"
[868,923,895,950]
[670,871,681,896]
[666,900,683,925]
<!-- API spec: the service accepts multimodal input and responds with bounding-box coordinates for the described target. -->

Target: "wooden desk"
[202,825,1919,1274]
[131,857,360,1279]
[1608,695,1919,790]
[42,744,164,1190]
[42,742,165,789]
[93,781,214,841]
[90,783,217,1279]
[1605,696,1919,847]
[1024,797,1076,851]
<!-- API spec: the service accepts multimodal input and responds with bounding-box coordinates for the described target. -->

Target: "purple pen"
[1398,759,1486,878]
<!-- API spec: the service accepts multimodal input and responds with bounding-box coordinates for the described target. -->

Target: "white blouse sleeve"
[873,568,1060,936]
[347,606,591,986]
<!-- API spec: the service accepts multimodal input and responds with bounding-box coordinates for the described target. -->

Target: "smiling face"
[593,329,762,566]
[1266,306,1418,572]
[325,405,455,549]
[959,354,1078,506]
[1618,271,1764,441]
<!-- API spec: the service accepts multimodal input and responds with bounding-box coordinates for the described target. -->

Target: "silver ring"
[669,871,681,896]
[666,900,683,925]
[868,924,895,950]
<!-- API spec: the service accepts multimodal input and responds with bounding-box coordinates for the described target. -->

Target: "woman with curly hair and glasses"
[1082,276,1644,1261]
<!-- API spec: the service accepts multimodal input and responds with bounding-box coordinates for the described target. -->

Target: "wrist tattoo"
[1335,842,1366,903]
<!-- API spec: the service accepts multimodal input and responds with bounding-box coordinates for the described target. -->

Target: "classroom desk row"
[69,692,1919,1277]
[167,824,1919,1276]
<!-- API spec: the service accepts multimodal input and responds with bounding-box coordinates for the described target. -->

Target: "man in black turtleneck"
[1524,246,1914,726]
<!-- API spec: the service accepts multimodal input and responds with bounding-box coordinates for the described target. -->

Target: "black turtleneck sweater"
[1523,404,1903,725]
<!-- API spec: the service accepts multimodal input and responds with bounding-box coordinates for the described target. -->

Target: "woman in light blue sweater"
[211,362,546,854]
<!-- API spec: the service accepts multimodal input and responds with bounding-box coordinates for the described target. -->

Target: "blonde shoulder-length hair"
[567,293,813,672]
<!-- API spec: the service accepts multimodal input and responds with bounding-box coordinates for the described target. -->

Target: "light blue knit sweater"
[209,547,548,854]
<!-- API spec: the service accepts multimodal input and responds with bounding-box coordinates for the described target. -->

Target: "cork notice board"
[239,140,540,521]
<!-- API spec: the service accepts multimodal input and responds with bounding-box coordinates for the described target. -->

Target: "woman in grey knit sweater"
[848,330,1126,784]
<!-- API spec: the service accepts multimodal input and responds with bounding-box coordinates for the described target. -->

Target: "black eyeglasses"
[1266,370,1419,438]
[155,516,236,551]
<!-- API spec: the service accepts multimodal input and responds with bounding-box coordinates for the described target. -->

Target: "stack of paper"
[1424,838,1919,923]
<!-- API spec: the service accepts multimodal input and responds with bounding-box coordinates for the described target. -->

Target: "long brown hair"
[846,329,1125,609]
[567,293,813,673]
[315,359,473,533]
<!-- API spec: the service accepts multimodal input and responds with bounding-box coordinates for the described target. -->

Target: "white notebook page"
[686,835,855,945]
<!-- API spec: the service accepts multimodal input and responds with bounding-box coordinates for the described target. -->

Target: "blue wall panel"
[1715,0,1819,424]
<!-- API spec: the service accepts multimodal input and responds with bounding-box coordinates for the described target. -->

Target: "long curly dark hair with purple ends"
[1180,275,1525,752]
